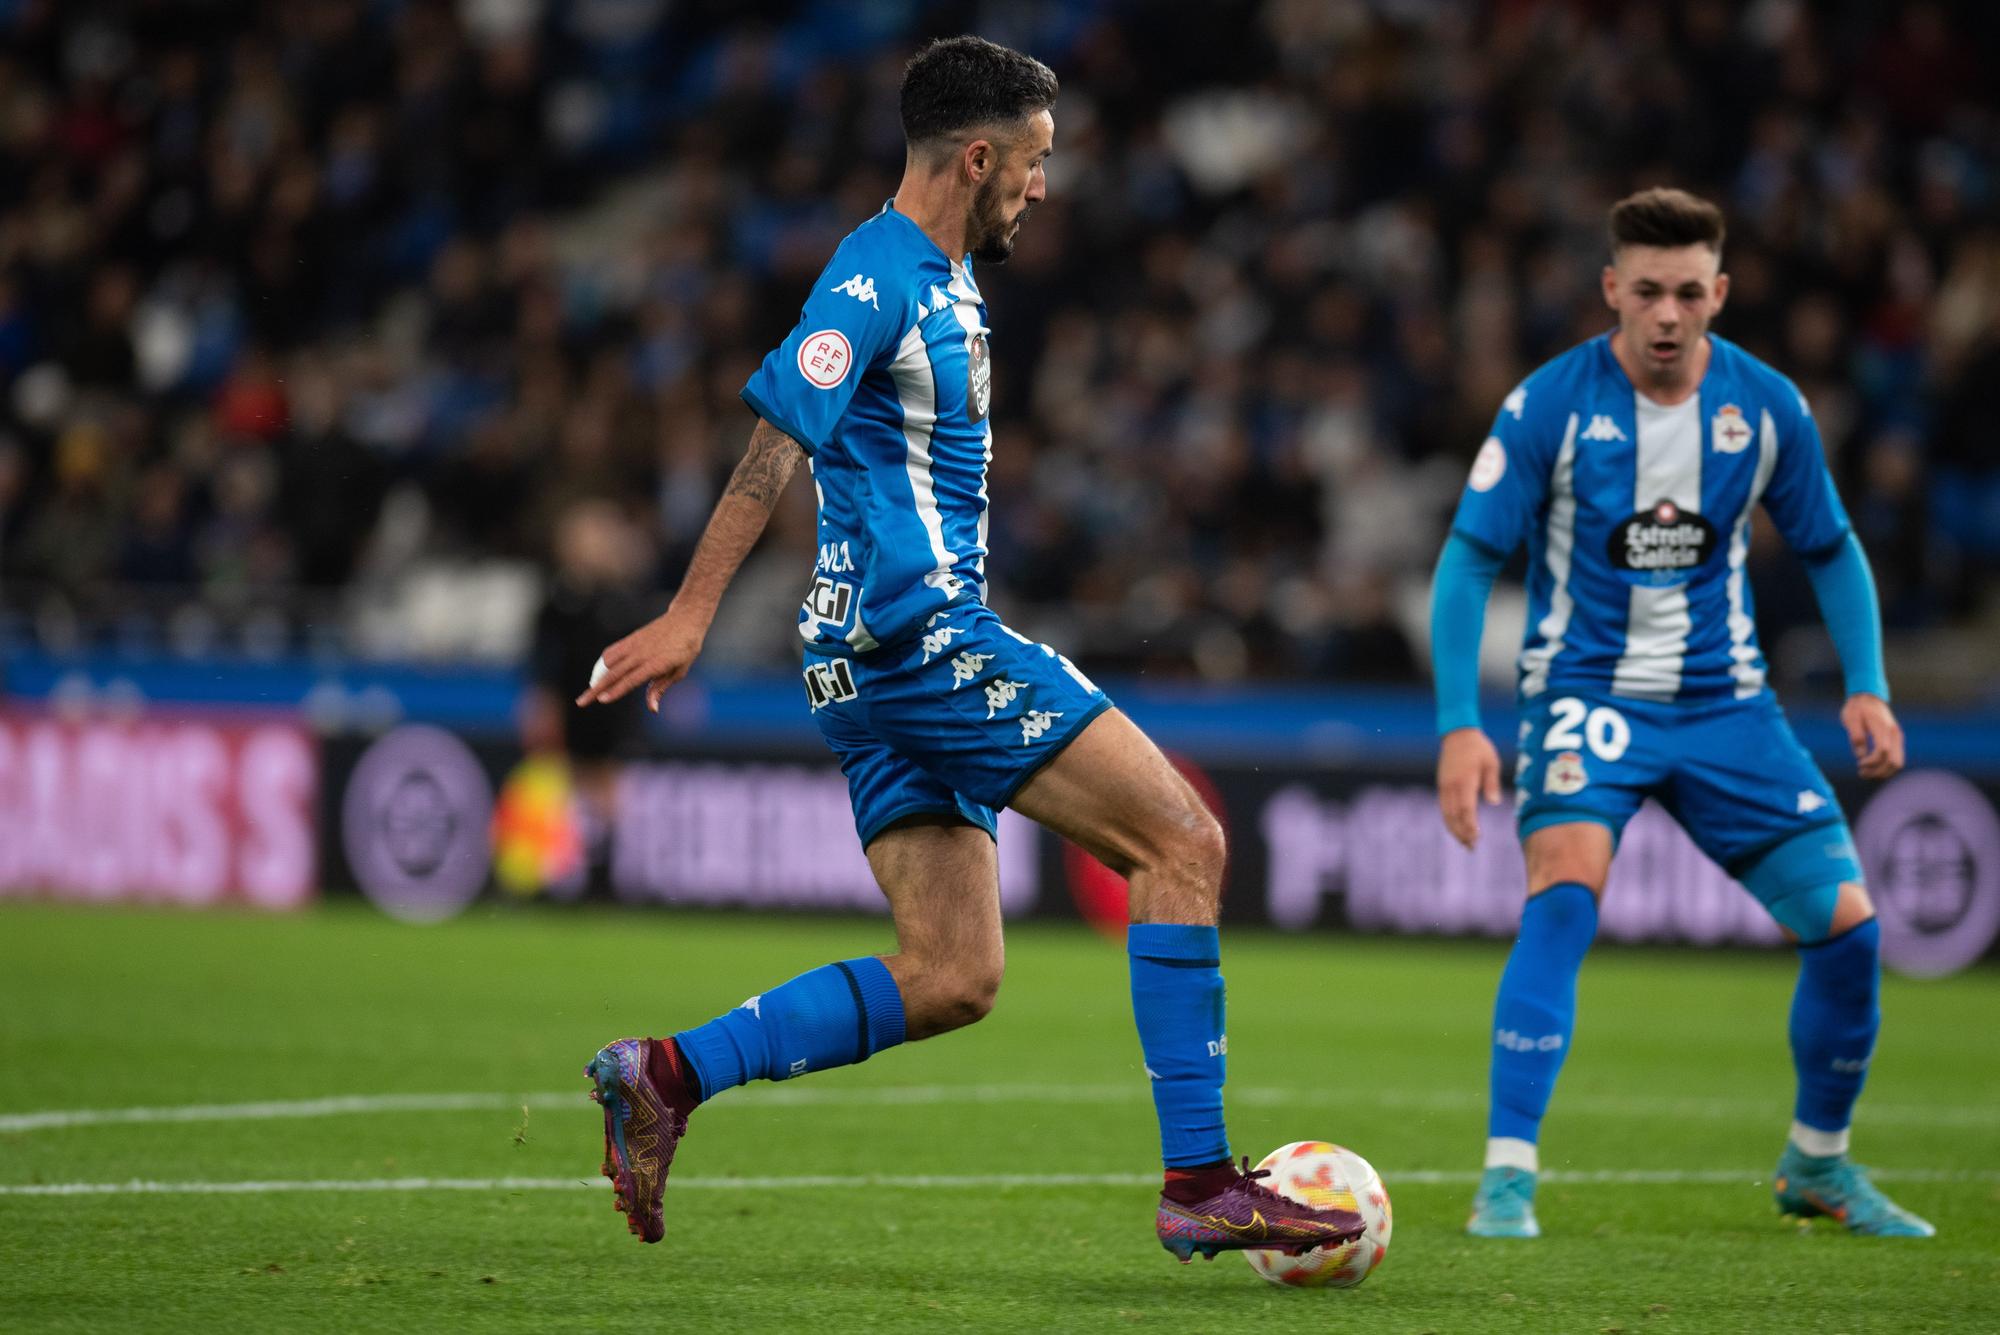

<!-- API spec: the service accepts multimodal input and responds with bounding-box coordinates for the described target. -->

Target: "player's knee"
[1115,797,1225,883]
[1828,882,1875,937]
[934,962,1002,1031]
[1523,825,1611,896]
[1174,805,1228,884]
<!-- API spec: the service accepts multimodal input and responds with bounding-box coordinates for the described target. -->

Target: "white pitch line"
[4,1083,1996,1135]
[1,1168,1994,1199]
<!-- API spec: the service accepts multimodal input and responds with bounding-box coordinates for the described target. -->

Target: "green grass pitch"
[1,902,1995,1333]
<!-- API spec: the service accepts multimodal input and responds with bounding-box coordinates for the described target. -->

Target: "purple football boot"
[585,1037,690,1244]
[1156,1157,1367,1263]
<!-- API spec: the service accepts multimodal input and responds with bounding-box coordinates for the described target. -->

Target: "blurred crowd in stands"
[0,0,1995,696]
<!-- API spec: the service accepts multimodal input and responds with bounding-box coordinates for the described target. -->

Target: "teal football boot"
[1466,1165,1541,1238]
[1773,1144,1935,1237]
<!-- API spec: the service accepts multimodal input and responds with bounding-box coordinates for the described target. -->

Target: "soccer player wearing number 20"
[1431,189,1933,1239]
[572,36,1363,1263]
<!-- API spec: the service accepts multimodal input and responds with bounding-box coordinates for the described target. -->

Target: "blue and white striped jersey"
[1449,332,1851,703]
[741,203,994,656]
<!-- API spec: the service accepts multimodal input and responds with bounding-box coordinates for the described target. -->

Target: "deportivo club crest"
[1713,403,1752,453]
[1544,750,1589,796]
[967,333,991,423]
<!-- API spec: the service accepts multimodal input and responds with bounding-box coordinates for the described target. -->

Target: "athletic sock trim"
[1789,1119,1850,1158]
[1130,955,1222,969]
[1485,1136,1539,1173]
[832,960,869,1066]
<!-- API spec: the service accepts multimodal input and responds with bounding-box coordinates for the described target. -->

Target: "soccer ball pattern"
[1243,1141,1392,1289]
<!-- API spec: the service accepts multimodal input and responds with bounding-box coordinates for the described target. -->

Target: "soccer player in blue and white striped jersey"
[574,35,1363,1263]
[1432,188,1932,1238]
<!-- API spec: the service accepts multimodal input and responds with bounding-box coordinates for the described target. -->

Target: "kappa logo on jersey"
[1019,709,1064,745]
[1544,750,1588,795]
[1607,498,1719,586]
[1798,789,1828,814]
[1580,414,1627,442]
[797,330,853,389]
[1468,437,1506,492]
[1713,402,1753,453]
[929,284,951,314]
[1504,383,1528,419]
[966,333,991,423]
[802,658,858,711]
[983,677,1028,719]
[829,273,880,310]
[948,651,993,687]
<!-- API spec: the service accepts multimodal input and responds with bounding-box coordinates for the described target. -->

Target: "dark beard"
[970,177,1025,263]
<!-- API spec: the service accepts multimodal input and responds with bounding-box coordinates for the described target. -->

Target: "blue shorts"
[805,604,1113,848]
[1514,688,1845,875]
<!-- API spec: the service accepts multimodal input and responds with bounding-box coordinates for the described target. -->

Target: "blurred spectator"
[521,496,653,775]
[0,1,1993,697]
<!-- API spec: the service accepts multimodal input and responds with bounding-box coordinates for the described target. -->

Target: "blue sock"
[1488,883,1598,1144]
[1128,923,1230,1169]
[672,956,906,1101]
[1790,918,1880,1138]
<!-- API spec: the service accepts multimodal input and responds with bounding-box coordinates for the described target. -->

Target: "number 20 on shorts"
[1543,698,1631,763]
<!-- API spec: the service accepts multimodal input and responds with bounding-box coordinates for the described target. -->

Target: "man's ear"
[1710,269,1730,314]
[962,137,995,184]
[1601,264,1619,311]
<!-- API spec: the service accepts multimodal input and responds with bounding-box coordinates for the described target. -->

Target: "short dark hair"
[1608,188,1726,255]
[900,35,1058,154]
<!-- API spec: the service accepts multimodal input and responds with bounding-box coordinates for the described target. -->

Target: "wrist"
[662,594,715,635]
[1437,709,1484,738]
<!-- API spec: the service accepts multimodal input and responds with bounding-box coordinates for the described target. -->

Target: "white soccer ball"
[1243,1141,1392,1289]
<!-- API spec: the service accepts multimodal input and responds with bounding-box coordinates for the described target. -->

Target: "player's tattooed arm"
[726,418,807,509]
[577,418,806,711]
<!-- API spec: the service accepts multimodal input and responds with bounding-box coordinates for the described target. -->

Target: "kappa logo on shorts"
[983,678,1028,719]
[1544,750,1588,796]
[1798,790,1828,814]
[948,651,993,688]
[1020,709,1064,745]
[802,658,858,711]
[920,621,964,663]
